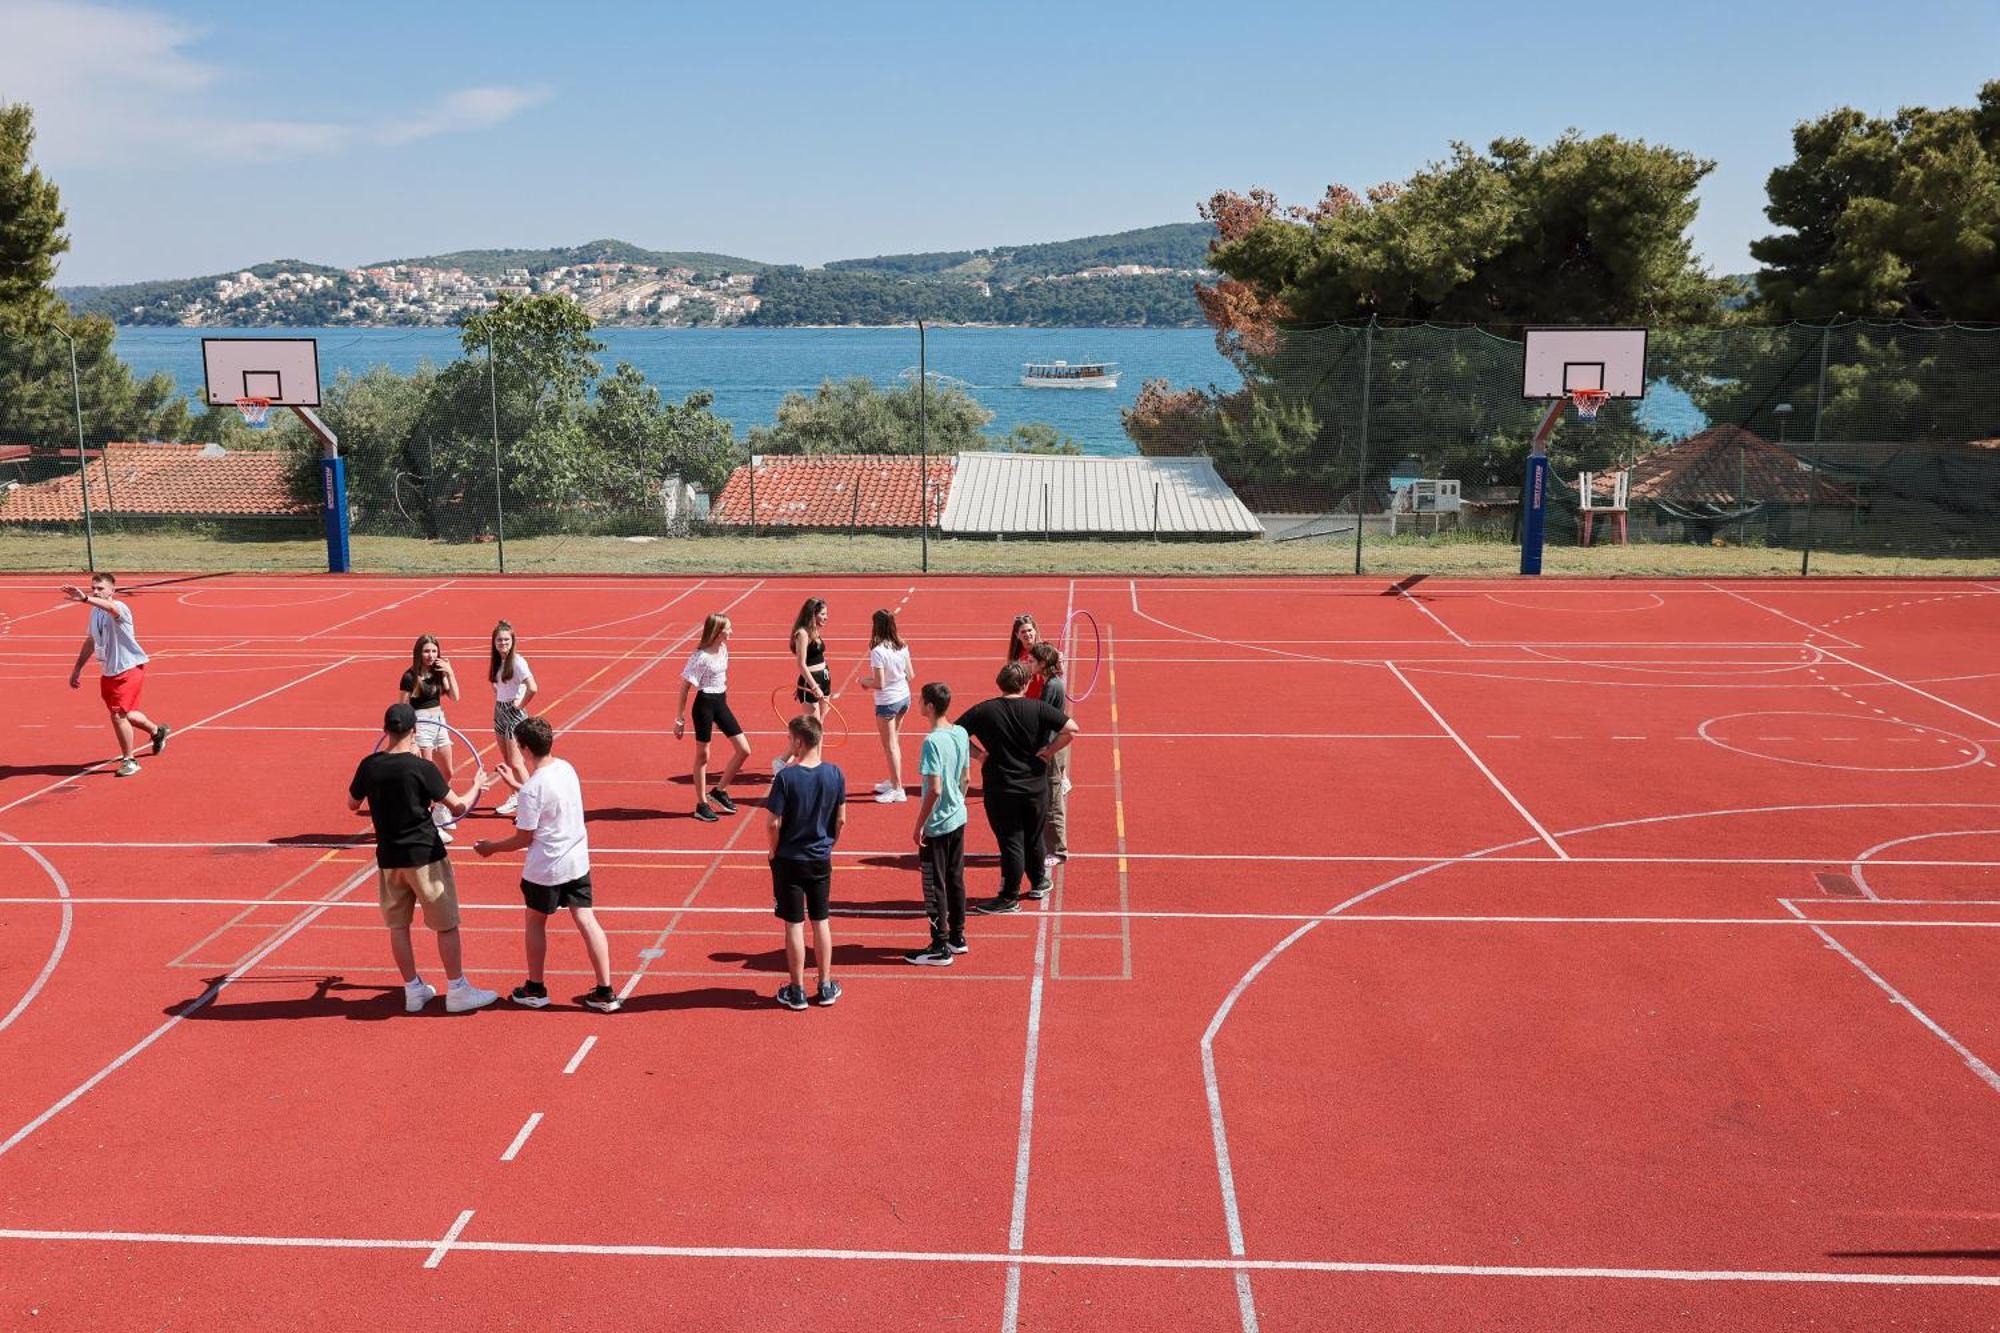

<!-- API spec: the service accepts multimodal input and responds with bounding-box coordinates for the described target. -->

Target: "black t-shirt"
[957,696,1069,798]
[400,667,444,710]
[348,750,448,869]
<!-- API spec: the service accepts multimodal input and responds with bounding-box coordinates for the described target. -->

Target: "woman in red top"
[1006,613,1045,700]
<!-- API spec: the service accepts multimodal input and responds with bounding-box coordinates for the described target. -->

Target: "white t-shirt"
[870,643,912,707]
[494,652,535,705]
[515,756,590,886]
[90,600,148,676]
[681,646,728,694]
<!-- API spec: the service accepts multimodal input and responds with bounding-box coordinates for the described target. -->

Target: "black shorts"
[770,856,832,924]
[691,691,742,743]
[796,668,832,705]
[521,873,593,915]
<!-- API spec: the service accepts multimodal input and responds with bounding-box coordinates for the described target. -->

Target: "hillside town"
[176,262,762,326]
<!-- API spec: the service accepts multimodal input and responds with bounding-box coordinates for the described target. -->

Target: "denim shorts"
[874,700,909,720]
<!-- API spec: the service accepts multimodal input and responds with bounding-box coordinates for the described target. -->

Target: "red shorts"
[100,666,145,715]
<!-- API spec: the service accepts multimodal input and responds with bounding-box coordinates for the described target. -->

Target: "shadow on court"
[170,976,405,1022]
[615,986,771,1013]
[708,943,915,972]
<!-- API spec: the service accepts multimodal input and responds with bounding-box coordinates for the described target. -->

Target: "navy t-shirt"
[766,760,846,861]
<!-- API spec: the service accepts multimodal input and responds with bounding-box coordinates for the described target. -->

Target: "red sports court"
[3,571,1999,1328]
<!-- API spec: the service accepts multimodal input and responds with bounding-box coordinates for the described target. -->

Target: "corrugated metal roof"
[942,453,1262,536]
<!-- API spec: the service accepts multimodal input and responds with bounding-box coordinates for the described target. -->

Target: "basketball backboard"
[201,337,321,407]
[1521,327,1648,400]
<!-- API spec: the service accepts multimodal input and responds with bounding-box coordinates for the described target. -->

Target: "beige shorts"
[377,859,460,931]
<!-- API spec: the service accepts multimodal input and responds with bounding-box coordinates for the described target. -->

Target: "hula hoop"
[768,684,850,748]
[370,718,486,828]
[1062,609,1103,702]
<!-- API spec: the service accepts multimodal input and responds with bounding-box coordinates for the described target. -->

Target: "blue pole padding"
[1519,453,1549,576]
[320,455,351,574]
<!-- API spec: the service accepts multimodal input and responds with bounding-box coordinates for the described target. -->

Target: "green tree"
[0,103,68,330]
[584,365,741,495]
[1752,82,2000,321]
[1000,422,1083,455]
[747,377,993,455]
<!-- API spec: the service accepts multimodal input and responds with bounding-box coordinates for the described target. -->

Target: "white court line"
[0,654,358,820]
[423,1209,476,1270]
[1702,583,1859,647]
[1392,585,1470,645]
[999,909,1053,1333]
[1818,647,2000,734]
[1386,663,1567,859]
[0,836,71,1035]
[21,840,2000,870]
[562,1035,597,1075]
[0,863,377,1160]
[1126,579,1335,663]
[11,898,2000,930]
[1805,922,2000,1095]
[303,579,456,640]
[499,1113,544,1162]
[4,1225,1998,1287]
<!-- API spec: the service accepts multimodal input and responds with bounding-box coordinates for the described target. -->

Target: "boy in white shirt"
[62,572,169,778]
[474,715,620,1013]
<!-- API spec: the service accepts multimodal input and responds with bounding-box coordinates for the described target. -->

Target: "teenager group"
[341,603,1076,1014]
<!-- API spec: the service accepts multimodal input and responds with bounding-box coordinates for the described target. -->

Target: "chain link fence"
[3,321,1997,576]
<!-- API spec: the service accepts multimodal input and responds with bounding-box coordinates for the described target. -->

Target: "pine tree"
[0,102,69,331]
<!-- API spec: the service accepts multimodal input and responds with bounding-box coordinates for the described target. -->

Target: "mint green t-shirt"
[918,723,970,837]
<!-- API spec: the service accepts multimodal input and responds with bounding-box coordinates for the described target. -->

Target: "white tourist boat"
[1021,360,1120,390]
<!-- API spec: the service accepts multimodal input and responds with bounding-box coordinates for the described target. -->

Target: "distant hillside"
[827,223,1215,282]
[61,259,347,323]
[367,238,767,277]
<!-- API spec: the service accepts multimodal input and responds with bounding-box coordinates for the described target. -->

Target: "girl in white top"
[674,612,751,823]
[855,608,913,803]
[489,621,538,817]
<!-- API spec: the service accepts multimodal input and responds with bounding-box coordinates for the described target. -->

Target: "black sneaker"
[709,788,738,815]
[150,723,170,756]
[815,979,842,1006]
[777,983,808,1011]
[975,896,1022,915]
[1024,881,1051,901]
[510,981,550,1009]
[905,945,954,967]
[581,985,622,1013]
[692,802,719,823]
[947,935,969,955]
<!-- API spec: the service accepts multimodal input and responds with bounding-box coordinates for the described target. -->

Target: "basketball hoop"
[235,397,273,429]
[1569,388,1610,423]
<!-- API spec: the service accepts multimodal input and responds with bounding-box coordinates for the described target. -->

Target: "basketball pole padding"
[294,406,350,574]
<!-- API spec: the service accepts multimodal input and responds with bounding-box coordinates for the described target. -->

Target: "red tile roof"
[0,442,314,523]
[1584,425,1856,506]
[711,454,953,529]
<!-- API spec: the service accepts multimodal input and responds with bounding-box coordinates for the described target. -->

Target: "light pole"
[61,328,97,571]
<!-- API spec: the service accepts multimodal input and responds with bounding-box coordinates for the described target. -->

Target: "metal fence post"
[1153,480,1161,542]
[487,337,507,573]
[1043,481,1051,540]
[63,331,96,571]
[1353,317,1375,576]
[918,320,929,573]
[1800,325,1831,577]
[850,472,860,541]
[748,457,758,536]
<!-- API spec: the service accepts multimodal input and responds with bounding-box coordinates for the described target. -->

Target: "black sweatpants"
[919,824,967,942]
[983,788,1050,900]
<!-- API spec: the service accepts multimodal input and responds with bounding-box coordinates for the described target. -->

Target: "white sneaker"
[873,780,895,793]
[115,759,140,778]
[445,981,498,1013]
[874,787,907,804]
[496,796,518,817]
[404,980,438,1014]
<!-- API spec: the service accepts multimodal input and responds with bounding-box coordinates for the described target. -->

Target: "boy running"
[962,661,1079,915]
[766,714,846,1010]
[474,715,620,1013]
[346,702,498,1014]
[905,682,970,966]
[62,573,168,777]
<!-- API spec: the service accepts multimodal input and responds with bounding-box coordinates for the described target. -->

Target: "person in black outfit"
[961,661,1079,915]
[346,702,498,1014]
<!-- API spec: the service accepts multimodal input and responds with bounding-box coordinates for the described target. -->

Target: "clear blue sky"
[6,0,1997,285]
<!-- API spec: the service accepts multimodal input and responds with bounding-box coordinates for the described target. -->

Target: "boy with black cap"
[347,701,498,1014]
